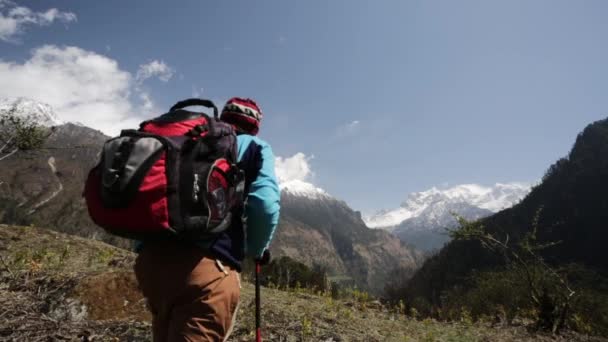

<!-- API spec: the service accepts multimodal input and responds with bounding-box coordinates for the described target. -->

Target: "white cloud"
[0,1,76,42]
[334,120,361,139]
[274,153,330,198]
[133,61,175,114]
[275,152,313,183]
[0,45,150,135]
[136,60,174,83]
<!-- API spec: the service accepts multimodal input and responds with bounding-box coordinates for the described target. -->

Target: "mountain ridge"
[364,183,532,229]
[363,183,532,251]
[0,97,64,127]
[405,117,608,307]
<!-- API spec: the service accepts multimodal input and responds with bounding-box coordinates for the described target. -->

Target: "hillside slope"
[406,117,608,304]
[1,224,603,342]
[275,192,423,293]
[0,123,125,247]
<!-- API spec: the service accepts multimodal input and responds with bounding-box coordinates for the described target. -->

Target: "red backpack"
[84,99,244,240]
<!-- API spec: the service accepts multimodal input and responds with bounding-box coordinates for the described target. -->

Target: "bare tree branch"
[0,148,18,161]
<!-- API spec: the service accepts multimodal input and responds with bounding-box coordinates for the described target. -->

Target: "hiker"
[86,97,280,341]
[136,98,280,341]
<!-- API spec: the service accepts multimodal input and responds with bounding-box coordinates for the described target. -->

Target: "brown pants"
[134,242,241,342]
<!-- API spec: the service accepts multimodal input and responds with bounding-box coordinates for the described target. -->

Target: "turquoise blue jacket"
[236,134,281,258]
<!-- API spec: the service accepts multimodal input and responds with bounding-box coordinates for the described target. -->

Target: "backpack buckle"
[226,166,244,185]
[186,124,209,138]
[102,170,121,190]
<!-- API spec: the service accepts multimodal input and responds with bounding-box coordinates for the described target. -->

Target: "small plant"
[422,328,437,342]
[11,248,32,270]
[28,259,43,273]
[59,245,71,265]
[571,313,592,334]
[348,287,372,311]
[300,315,312,340]
[460,307,473,326]
[89,247,116,267]
[409,306,419,320]
[338,306,354,320]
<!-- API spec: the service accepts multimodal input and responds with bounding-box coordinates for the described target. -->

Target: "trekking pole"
[255,260,262,342]
[255,250,269,342]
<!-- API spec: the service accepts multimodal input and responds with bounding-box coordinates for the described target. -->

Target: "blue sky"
[1,0,608,212]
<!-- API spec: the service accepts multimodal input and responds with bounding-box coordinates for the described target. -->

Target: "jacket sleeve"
[245,141,281,258]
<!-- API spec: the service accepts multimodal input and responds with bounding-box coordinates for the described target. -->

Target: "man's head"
[220,97,263,135]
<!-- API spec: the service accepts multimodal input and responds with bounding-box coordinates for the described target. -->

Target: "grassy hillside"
[1,224,606,341]
[399,119,608,333]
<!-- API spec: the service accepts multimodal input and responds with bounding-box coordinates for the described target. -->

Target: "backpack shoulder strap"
[237,138,263,193]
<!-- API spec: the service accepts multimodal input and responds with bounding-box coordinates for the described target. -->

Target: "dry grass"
[0,224,606,342]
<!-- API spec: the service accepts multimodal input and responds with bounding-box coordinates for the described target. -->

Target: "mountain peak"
[279,179,331,200]
[365,182,532,229]
[0,97,64,127]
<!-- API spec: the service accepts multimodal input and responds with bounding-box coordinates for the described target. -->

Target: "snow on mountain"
[363,182,532,251]
[279,179,331,200]
[0,97,64,127]
[364,182,532,229]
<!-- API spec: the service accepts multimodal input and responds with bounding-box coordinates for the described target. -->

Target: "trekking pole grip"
[169,98,219,118]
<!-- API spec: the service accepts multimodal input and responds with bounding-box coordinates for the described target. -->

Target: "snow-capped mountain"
[365,183,531,229]
[0,97,64,127]
[279,179,331,200]
[363,183,532,251]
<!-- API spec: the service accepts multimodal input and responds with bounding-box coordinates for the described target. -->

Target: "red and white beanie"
[220,97,263,135]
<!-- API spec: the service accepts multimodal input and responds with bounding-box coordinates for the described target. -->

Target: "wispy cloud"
[191,85,204,98]
[334,120,361,139]
[0,0,76,42]
[135,60,174,83]
[133,60,175,114]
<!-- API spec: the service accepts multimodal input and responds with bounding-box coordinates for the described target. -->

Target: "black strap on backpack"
[140,99,219,131]
[170,98,219,118]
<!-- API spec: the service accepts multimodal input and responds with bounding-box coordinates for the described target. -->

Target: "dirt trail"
[27,156,64,215]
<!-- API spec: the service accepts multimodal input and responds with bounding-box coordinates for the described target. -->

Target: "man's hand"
[255,250,271,266]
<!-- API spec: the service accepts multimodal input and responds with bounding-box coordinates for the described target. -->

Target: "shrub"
[259,256,329,292]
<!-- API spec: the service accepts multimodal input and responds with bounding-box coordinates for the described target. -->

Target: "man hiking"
[132,97,281,341]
